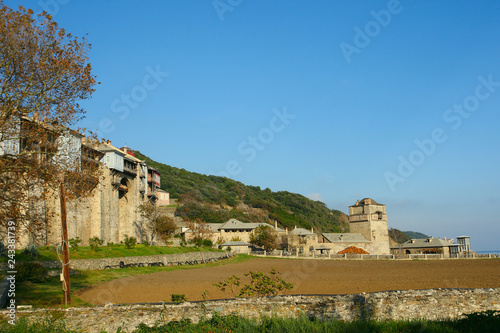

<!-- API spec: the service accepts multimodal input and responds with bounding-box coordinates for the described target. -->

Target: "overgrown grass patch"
[15,254,254,308]
[1,244,220,262]
[129,311,500,332]
[2,311,499,333]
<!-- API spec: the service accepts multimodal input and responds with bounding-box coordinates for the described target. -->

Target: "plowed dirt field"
[77,258,500,305]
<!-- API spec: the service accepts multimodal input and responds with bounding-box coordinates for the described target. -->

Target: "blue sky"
[7,0,500,251]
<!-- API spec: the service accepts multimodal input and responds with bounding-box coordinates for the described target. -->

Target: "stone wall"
[4,288,499,333]
[0,251,233,271]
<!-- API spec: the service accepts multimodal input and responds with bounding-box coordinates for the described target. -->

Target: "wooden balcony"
[123,165,137,176]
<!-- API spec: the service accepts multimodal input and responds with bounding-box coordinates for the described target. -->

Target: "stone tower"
[348,198,390,254]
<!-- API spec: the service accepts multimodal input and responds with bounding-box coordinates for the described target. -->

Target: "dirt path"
[77,258,500,305]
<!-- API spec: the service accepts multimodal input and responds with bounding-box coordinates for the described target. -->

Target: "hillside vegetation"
[134,152,349,233]
[403,231,429,239]
[388,228,411,244]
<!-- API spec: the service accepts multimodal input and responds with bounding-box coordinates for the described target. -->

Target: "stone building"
[182,198,392,255]
[3,121,164,247]
[182,219,285,247]
[391,236,462,258]
[289,198,392,255]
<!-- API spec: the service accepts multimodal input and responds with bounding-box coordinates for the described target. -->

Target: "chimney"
[294,226,297,230]
[33,112,40,121]
[274,220,278,230]
[311,227,314,233]
[285,227,288,235]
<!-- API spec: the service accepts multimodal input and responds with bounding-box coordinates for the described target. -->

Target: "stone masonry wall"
[0,251,233,271]
[4,288,499,333]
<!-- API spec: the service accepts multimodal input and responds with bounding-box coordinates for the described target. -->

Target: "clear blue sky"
[7,0,500,251]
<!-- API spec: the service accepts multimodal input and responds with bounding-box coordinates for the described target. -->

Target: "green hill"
[389,228,411,244]
[134,151,349,233]
[403,231,429,239]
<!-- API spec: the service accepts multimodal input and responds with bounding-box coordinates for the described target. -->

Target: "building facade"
[2,119,165,247]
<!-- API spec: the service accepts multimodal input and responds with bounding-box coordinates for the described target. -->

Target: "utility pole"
[59,173,71,305]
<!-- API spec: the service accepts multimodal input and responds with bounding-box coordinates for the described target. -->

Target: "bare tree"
[138,200,177,245]
[187,218,213,245]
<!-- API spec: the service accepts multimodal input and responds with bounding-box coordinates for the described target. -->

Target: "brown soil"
[77,258,500,305]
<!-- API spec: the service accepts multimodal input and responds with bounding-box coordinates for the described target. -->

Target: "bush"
[23,244,40,258]
[191,237,213,248]
[214,268,293,298]
[89,237,103,251]
[17,262,47,283]
[171,294,187,303]
[123,235,137,249]
[69,237,81,250]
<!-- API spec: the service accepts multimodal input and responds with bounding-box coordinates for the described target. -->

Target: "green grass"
[130,312,500,333]
[15,254,254,308]
[1,244,221,262]
[1,311,499,333]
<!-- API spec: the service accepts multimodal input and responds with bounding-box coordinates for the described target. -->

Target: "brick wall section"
[4,288,499,333]
[0,251,233,271]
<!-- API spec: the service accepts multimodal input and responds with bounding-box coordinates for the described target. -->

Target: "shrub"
[69,237,81,250]
[191,237,213,248]
[214,268,293,298]
[123,235,137,249]
[23,244,40,258]
[89,237,103,251]
[17,262,47,283]
[0,243,7,258]
[171,294,187,303]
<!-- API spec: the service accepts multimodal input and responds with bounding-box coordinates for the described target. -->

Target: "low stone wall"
[4,288,499,333]
[0,251,233,271]
[262,252,499,260]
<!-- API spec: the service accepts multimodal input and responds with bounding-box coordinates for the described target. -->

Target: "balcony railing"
[123,165,137,176]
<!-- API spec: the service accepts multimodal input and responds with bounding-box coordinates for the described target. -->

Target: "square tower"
[349,198,390,254]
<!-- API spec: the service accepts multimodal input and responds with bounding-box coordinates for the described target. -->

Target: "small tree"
[69,237,81,250]
[239,268,293,297]
[88,236,103,251]
[250,225,279,252]
[213,268,293,298]
[187,219,213,245]
[156,215,177,242]
[213,275,241,297]
[138,200,176,245]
